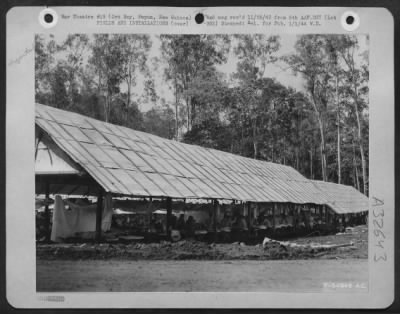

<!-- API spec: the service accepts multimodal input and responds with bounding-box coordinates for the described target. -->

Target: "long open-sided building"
[35,104,369,240]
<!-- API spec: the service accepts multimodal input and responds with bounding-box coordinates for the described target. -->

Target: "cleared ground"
[37,259,368,292]
[36,226,368,292]
[36,225,368,261]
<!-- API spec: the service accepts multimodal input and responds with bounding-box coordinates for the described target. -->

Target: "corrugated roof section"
[35,103,329,204]
[312,180,369,214]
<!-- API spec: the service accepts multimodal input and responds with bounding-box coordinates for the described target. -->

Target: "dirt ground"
[36,259,368,292]
[36,225,368,292]
[36,225,368,261]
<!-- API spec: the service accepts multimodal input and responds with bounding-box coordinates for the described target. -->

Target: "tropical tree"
[232,34,280,159]
[143,105,176,139]
[336,35,369,194]
[115,34,152,119]
[285,35,336,181]
[88,34,127,122]
[160,34,230,137]
[57,34,89,108]
[35,34,57,104]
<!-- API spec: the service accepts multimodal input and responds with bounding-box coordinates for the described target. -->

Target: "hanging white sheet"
[51,194,113,242]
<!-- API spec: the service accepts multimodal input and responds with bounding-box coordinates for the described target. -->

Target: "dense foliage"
[35,34,369,194]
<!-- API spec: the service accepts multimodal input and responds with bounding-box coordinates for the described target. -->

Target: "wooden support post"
[247,202,252,229]
[147,197,153,226]
[273,203,277,231]
[213,200,218,231]
[44,181,51,242]
[166,197,172,239]
[213,199,218,242]
[95,189,103,242]
[247,202,252,241]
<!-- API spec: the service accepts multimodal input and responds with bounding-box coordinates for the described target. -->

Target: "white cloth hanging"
[51,194,113,242]
[51,195,76,242]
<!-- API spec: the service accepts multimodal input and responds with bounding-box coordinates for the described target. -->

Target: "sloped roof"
[35,103,328,204]
[312,180,369,214]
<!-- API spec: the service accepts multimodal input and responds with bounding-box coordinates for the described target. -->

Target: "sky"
[47,33,368,112]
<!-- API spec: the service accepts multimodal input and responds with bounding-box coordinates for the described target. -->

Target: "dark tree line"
[35,33,369,195]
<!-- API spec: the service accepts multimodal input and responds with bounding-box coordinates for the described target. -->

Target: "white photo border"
[5,6,394,308]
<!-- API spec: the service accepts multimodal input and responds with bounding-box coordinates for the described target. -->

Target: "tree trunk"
[68,71,74,107]
[283,142,286,165]
[190,97,196,127]
[186,96,191,131]
[355,161,360,191]
[318,123,327,181]
[336,74,341,184]
[253,119,258,159]
[353,140,360,191]
[271,146,274,163]
[126,75,131,124]
[241,113,244,155]
[322,132,327,181]
[309,149,313,179]
[174,74,179,140]
[107,92,112,123]
[104,94,109,122]
[355,101,368,195]
[97,72,102,119]
[105,57,111,123]
[359,142,367,195]
[353,88,367,195]
[320,143,324,179]
[310,94,327,181]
